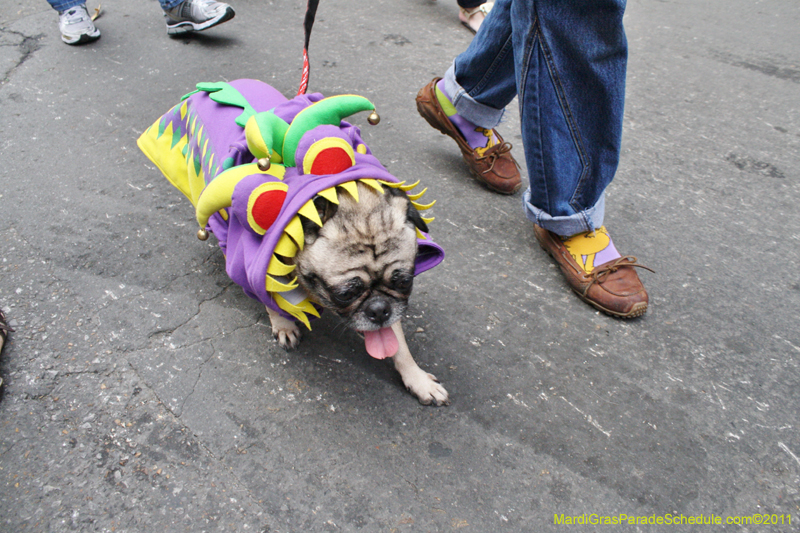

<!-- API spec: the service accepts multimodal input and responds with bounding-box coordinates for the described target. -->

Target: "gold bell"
[367,111,380,125]
[257,158,271,171]
[197,228,209,241]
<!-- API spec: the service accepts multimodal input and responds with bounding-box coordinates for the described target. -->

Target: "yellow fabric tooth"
[377,179,404,188]
[297,200,323,227]
[359,179,384,194]
[400,180,420,192]
[338,181,359,202]
[416,228,427,240]
[283,216,306,250]
[303,303,321,319]
[411,199,436,210]
[266,275,299,292]
[407,187,428,201]
[272,293,296,311]
[283,216,305,250]
[273,294,312,330]
[296,299,321,318]
[317,187,340,204]
[421,216,434,224]
[268,255,296,276]
[274,233,299,257]
[180,100,188,120]
[293,312,312,330]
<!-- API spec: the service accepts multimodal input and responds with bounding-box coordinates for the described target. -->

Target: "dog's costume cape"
[138,79,444,330]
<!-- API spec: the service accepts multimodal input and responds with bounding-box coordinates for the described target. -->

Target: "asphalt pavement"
[1,0,799,531]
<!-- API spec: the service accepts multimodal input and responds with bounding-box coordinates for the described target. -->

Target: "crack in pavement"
[176,307,268,416]
[0,29,43,85]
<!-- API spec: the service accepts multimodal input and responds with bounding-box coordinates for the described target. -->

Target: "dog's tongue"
[363,327,399,359]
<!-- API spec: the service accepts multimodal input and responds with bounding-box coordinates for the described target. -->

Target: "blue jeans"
[444,0,627,237]
[48,0,180,13]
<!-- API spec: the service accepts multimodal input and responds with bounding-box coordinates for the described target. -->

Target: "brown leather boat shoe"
[533,224,653,318]
[416,78,521,195]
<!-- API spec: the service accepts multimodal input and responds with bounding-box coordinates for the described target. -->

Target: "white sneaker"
[163,0,235,35]
[59,4,101,45]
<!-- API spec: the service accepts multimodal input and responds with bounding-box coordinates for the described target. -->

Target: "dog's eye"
[331,278,365,305]
[391,270,413,293]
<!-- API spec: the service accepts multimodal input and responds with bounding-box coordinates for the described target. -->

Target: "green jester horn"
[245,111,290,164]
[282,95,379,168]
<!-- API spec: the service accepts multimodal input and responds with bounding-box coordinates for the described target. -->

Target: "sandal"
[459,2,493,34]
[0,308,11,388]
[0,308,13,351]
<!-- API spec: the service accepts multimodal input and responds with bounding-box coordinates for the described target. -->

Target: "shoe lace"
[478,141,517,175]
[192,0,221,14]
[583,256,655,294]
[62,6,89,23]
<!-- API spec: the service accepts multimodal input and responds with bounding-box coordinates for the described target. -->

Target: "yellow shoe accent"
[473,128,497,158]
[562,226,611,273]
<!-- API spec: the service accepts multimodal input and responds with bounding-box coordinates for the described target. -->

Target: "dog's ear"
[301,195,338,244]
[385,185,429,234]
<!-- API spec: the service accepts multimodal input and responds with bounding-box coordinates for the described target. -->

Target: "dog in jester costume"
[138,79,448,405]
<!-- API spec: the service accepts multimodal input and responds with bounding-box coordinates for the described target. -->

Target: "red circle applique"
[248,187,287,234]
[301,137,356,175]
[310,147,353,175]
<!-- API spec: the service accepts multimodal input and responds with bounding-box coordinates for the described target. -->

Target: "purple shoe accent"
[449,114,494,150]
[593,239,621,267]
[436,79,495,151]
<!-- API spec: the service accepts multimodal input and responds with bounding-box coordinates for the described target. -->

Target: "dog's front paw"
[403,368,449,406]
[273,322,301,350]
[267,308,301,350]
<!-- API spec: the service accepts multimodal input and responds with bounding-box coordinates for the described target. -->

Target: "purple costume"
[138,79,444,328]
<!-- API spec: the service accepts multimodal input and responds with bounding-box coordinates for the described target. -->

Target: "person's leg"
[514,0,649,317]
[416,0,522,194]
[444,0,623,234]
[444,0,649,317]
[446,0,517,125]
[516,0,627,236]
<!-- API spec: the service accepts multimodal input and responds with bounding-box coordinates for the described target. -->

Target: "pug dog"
[139,79,448,406]
[265,182,449,406]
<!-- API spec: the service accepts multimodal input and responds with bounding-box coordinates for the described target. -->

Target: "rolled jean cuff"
[523,188,606,237]
[50,0,87,13]
[444,64,505,130]
[160,0,183,10]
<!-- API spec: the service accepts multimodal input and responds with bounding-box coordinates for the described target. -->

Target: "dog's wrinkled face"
[294,182,427,332]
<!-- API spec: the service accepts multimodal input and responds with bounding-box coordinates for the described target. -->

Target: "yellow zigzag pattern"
[138,117,191,201]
